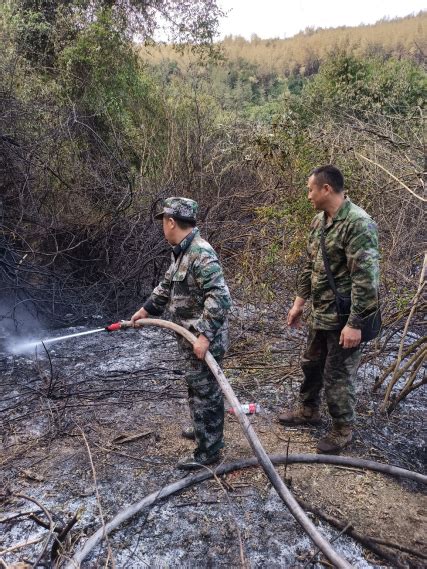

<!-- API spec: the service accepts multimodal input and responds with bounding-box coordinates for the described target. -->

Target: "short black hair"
[310,165,344,193]
[164,214,196,230]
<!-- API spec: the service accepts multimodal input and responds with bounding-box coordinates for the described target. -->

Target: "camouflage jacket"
[143,228,231,350]
[297,198,380,330]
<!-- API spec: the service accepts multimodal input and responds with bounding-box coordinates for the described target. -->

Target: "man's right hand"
[287,297,306,328]
[130,307,149,327]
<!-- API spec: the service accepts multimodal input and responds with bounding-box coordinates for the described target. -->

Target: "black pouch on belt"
[320,228,381,342]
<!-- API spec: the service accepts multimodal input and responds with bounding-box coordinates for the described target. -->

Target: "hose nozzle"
[105,320,135,332]
[105,321,122,332]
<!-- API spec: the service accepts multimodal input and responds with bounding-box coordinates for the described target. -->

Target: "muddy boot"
[317,424,352,454]
[278,405,321,426]
[181,426,195,440]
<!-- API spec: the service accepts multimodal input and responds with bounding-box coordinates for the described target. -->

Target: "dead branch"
[386,358,427,413]
[0,535,44,555]
[51,510,81,565]
[303,522,353,568]
[368,537,427,561]
[381,254,427,411]
[295,497,409,569]
[204,464,249,569]
[380,346,426,390]
[373,335,426,390]
[354,152,426,203]
[9,493,55,567]
[77,425,115,568]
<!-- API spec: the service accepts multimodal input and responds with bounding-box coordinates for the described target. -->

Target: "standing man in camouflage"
[131,197,232,470]
[279,165,380,453]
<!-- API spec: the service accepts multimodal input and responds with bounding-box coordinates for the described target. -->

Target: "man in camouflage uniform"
[279,165,380,453]
[131,197,232,469]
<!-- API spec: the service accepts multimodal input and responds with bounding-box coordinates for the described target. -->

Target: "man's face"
[307,175,329,211]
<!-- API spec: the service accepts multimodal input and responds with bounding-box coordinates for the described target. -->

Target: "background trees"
[1,5,425,406]
[0,0,223,324]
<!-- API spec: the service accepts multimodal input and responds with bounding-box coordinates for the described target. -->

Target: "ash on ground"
[1,322,426,568]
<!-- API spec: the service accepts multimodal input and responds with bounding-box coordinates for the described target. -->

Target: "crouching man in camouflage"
[131,197,232,470]
[279,165,380,453]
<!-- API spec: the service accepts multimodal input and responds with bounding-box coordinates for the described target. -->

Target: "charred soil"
[1,319,426,568]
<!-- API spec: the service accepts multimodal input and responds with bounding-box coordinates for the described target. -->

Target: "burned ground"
[1,316,426,568]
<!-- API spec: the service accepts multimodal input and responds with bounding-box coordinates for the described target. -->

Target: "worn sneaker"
[181,427,195,440]
[278,405,321,426]
[176,452,221,471]
[317,424,352,454]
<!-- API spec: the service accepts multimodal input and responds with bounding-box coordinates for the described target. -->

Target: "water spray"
[12,321,129,354]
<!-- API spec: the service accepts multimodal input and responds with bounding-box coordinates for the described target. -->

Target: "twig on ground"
[368,537,427,560]
[205,464,249,569]
[41,341,55,397]
[0,535,44,555]
[12,493,55,566]
[77,424,116,568]
[51,509,82,564]
[295,496,410,569]
[303,522,352,568]
[283,436,291,482]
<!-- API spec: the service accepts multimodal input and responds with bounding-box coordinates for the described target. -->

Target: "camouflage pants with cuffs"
[177,336,225,461]
[300,328,361,425]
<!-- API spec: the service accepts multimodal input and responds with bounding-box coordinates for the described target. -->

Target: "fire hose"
[66,453,426,569]
[100,318,353,568]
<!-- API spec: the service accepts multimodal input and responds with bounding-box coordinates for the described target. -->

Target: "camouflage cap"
[155,197,198,222]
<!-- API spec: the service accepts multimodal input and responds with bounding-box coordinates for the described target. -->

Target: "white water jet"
[10,328,106,354]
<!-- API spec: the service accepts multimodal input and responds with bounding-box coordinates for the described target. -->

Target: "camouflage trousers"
[177,336,225,460]
[299,328,362,425]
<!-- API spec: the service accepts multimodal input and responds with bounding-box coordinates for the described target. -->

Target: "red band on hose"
[105,322,122,332]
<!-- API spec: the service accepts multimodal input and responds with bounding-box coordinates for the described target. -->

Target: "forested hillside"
[1,2,426,410]
[221,11,426,71]
[144,12,426,100]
